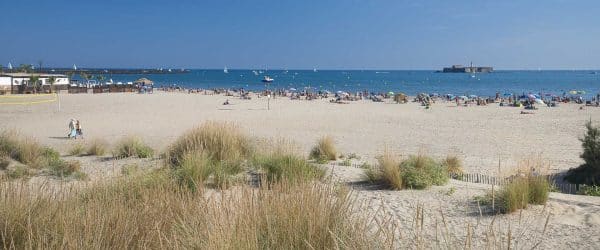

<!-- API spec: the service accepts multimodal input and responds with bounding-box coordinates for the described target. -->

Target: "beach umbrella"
[528,94,536,99]
[458,95,469,100]
[468,95,478,99]
[535,99,545,104]
[503,93,512,97]
[388,91,394,96]
[134,78,154,86]
[289,88,297,91]
[569,90,578,95]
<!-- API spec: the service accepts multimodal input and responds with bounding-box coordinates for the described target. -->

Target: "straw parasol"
[134,78,154,86]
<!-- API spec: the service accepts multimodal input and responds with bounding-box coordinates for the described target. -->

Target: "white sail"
[7,63,12,70]
[73,64,77,70]
[224,67,229,74]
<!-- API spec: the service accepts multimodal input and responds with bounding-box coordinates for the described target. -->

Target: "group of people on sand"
[67,118,83,139]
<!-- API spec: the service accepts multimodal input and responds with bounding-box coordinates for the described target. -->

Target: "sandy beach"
[2,92,600,248]
[1,91,597,174]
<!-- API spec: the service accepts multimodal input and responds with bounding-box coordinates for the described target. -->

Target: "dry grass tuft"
[309,136,337,163]
[113,137,154,158]
[86,139,108,156]
[443,155,463,175]
[68,143,86,156]
[166,121,252,167]
[366,151,449,190]
[0,173,388,249]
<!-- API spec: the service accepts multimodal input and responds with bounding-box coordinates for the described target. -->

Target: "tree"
[29,75,40,94]
[96,75,106,84]
[47,76,57,93]
[565,121,600,185]
[18,64,33,73]
[80,72,90,83]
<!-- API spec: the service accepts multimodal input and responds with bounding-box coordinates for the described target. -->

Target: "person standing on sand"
[75,120,83,139]
[68,119,77,139]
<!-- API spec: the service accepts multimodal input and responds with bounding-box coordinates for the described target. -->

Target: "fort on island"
[442,63,493,73]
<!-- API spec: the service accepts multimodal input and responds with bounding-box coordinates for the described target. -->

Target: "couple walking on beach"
[68,118,83,139]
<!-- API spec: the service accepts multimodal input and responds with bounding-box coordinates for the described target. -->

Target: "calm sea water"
[92,70,600,97]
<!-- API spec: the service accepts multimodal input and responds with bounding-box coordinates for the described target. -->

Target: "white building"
[0,73,69,94]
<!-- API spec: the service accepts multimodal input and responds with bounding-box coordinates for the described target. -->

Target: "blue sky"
[1,0,599,69]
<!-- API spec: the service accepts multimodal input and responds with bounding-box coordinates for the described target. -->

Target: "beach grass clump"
[0,155,9,170]
[86,139,108,156]
[0,171,387,249]
[0,130,48,168]
[528,176,550,204]
[166,121,252,167]
[309,136,337,163]
[6,165,31,179]
[401,154,449,189]
[480,175,550,214]
[366,152,449,190]
[47,159,82,177]
[565,121,600,185]
[173,151,215,190]
[166,122,252,188]
[113,137,154,158]
[69,143,86,156]
[255,152,324,184]
[443,155,463,176]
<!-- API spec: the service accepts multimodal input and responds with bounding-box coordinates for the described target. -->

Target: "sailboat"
[73,64,77,70]
[223,67,229,74]
[313,68,317,72]
[7,63,12,70]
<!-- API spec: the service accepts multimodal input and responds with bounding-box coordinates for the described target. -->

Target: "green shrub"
[113,137,154,158]
[578,185,600,196]
[256,153,324,184]
[69,143,85,156]
[400,155,449,189]
[309,136,337,163]
[86,139,108,156]
[565,121,600,185]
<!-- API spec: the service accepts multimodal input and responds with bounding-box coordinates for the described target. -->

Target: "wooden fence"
[333,162,586,195]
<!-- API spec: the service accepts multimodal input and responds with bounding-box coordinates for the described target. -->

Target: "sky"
[1,0,599,70]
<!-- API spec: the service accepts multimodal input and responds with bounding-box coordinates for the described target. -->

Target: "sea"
[90,70,600,98]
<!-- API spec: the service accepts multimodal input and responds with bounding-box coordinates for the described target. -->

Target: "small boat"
[224,67,229,74]
[261,76,274,83]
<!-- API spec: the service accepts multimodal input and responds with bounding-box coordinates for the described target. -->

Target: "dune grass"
[0,130,49,169]
[366,151,449,190]
[479,175,550,214]
[255,152,324,184]
[166,121,252,166]
[86,139,108,156]
[68,143,86,156]
[309,136,337,163]
[443,155,463,176]
[113,137,154,158]
[166,122,252,189]
[0,171,388,249]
